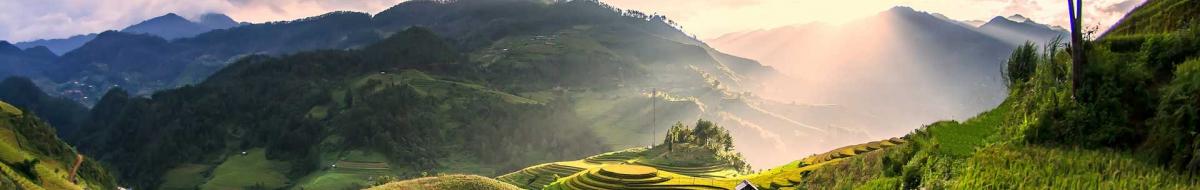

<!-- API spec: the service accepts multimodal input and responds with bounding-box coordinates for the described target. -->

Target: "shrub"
[1139,28,1200,78]
[1144,59,1200,172]
[1005,42,1039,86]
[11,159,40,183]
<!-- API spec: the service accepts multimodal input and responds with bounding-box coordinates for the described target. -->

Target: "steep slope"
[708,6,1011,143]
[0,100,116,190]
[0,77,89,137]
[1103,0,1199,37]
[756,4,1200,188]
[120,13,218,40]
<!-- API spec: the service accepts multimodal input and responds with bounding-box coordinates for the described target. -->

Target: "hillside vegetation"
[752,5,1200,189]
[0,100,116,190]
[495,120,750,189]
[364,1,1200,189]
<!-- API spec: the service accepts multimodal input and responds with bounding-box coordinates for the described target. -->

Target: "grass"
[200,148,291,190]
[1104,0,1199,37]
[159,164,211,190]
[742,138,905,189]
[0,101,21,117]
[0,101,111,190]
[367,174,521,190]
[291,171,371,190]
[954,144,1200,189]
[925,104,1008,157]
[292,149,393,190]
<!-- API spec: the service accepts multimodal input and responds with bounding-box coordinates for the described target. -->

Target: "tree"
[1005,42,1039,86]
[1067,0,1086,96]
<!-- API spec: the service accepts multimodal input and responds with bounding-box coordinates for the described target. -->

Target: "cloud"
[1102,0,1143,14]
[0,0,402,42]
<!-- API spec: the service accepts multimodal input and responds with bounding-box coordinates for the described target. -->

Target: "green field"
[199,149,292,189]
[159,164,211,190]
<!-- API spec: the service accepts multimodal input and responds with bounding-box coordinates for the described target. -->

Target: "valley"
[1,0,1198,189]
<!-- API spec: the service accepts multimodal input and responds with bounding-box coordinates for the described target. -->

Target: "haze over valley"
[1,0,1195,190]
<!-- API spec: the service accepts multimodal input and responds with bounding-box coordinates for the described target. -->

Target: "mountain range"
[0,0,1183,189]
[12,13,242,56]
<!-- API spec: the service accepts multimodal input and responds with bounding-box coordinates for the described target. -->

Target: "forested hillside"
[0,100,116,190]
[0,77,89,137]
[61,1,891,188]
[381,0,1200,189]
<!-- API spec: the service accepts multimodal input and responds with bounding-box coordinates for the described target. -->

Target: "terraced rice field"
[332,160,392,176]
[745,138,907,189]
[497,162,589,189]
[545,165,733,190]
[499,137,906,189]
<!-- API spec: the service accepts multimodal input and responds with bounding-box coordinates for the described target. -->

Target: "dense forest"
[50,0,793,188]
[72,27,611,188]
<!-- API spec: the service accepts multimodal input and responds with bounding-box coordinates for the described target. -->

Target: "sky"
[0,0,1146,42]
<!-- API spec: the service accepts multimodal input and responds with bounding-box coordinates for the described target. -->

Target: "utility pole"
[1068,0,1086,96]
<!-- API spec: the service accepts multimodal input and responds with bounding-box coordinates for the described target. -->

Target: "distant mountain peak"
[121,12,213,39]
[153,13,187,21]
[988,16,1014,24]
[888,6,918,13]
[1007,14,1029,22]
[0,41,21,54]
[198,13,239,29]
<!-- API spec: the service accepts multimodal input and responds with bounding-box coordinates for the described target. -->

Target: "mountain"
[120,13,218,40]
[11,13,239,56]
[407,2,1200,188]
[39,11,384,106]
[13,34,98,55]
[61,1,876,189]
[0,77,89,138]
[0,100,117,190]
[197,13,240,30]
[0,41,57,80]
[708,6,1011,139]
[976,14,1069,46]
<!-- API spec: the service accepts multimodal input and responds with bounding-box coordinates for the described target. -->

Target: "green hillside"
[362,1,1200,189]
[1103,0,1199,37]
[63,1,813,189]
[495,120,750,189]
[0,100,116,190]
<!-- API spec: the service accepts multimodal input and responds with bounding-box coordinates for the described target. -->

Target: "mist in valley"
[697,7,1023,168]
